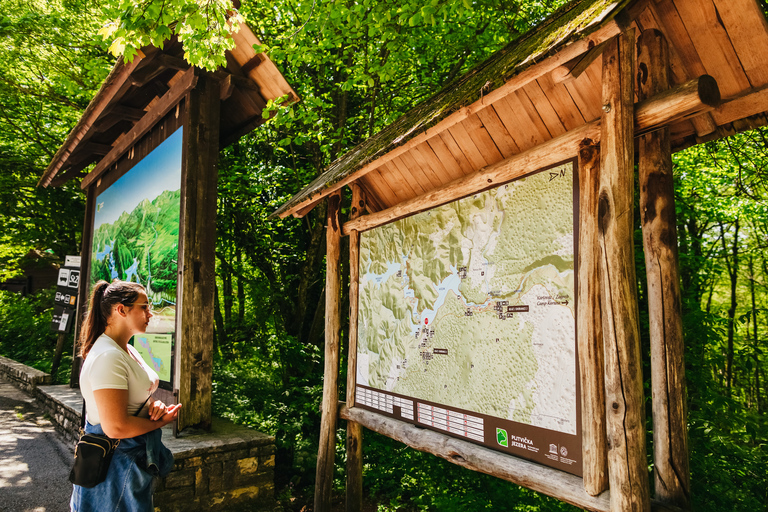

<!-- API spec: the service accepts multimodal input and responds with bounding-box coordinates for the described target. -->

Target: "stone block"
[260,454,275,468]
[203,447,247,465]
[194,466,208,497]
[207,462,224,493]
[164,468,195,489]
[237,456,259,475]
[182,456,203,468]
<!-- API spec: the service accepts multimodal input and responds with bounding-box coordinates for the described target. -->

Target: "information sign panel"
[89,127,182,385]
[89,128,182,335]
[131,333,173,384]
[355,161,581,475]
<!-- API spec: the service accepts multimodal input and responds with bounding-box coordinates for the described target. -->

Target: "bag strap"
[134,395,152,417]
[80,399,86,434]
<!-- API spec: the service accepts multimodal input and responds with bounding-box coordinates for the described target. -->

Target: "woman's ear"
[114,303,127,317]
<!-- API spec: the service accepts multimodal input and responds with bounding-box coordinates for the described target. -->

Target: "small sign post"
[51,255,81,377]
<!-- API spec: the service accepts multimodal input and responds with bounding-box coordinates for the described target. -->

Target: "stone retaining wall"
[28,379,278,511]
[155,423,277,511]
[0,355,51,393]
[34,384,82,444]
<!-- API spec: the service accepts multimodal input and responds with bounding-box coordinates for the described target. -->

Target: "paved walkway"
[0,377,73,512]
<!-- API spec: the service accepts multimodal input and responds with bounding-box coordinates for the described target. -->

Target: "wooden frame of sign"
[310,28,719,512]
[74,68,219,431]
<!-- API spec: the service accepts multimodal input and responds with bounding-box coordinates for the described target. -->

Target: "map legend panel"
[356,387,414,420]
[417,404,484,442]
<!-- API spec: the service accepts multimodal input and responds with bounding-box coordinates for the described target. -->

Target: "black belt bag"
[69,395,150,488]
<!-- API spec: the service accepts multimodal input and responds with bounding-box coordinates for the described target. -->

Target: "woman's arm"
[93,388,181,439]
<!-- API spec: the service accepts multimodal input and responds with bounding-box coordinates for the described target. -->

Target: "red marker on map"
[425,318,428,325]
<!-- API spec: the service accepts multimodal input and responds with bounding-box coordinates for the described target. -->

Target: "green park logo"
[496,428,508,447]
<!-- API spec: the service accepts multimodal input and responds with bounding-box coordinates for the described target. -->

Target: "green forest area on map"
[357,164,577,434]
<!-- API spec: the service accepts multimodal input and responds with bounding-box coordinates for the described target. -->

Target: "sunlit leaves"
[100,0,243,70]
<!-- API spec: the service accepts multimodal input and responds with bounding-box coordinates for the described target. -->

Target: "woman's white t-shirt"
[80,334,159,425]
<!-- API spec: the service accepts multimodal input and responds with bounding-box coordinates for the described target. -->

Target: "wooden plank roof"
[274,0,768,220]
[40,25,298,188]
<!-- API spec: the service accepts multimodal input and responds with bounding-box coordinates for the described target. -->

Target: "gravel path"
[0,377,73,512]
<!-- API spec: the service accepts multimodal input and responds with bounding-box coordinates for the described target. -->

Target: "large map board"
[355,161,581,475]
[90,127,182,385]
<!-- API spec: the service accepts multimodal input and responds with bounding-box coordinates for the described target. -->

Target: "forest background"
[0,0,766,510]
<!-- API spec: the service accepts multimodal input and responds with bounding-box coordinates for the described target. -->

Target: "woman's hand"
[157,403,182,426]
[147,400,167,421]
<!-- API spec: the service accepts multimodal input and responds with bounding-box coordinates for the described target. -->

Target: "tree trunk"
[213,280,225,352]
[719,219,739,394]
[236,249,245,323]
[748,254,761,411]
[51,332,67,379]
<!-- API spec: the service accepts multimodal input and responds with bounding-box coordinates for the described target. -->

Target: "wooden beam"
[276,19,625,219]
[634,75,720,136]
[93,105,147,132]
[713,82,768,126]
[239,54,263,75]
[80,67,198,190]
[598,31,650,512]
[552,40,610,84]
[342,74,722,236]
[315,192,342,512]
[156,53,189,70]
[346,184,364,512]
[220,75,236,100]
[40,53,147,187]
[339,404,611,512]
[577,138,609,496]
[637,29,690,510]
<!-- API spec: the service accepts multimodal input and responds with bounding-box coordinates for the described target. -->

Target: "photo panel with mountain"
[90,128,182,385]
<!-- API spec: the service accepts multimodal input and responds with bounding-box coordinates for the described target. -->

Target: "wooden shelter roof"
[275,0,768,219]
[40,23,298,188]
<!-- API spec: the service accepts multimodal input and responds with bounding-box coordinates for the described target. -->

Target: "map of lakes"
[357,162,577,435]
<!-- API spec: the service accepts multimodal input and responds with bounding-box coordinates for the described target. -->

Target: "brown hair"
[79,280,146,359]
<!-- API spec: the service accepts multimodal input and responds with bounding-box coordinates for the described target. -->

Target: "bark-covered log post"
[577,138,609,496]
[177,71,220,431]
[315,191,343,512]
[637,28,691,510]
[598,31,651,512]
[346,184,365,512]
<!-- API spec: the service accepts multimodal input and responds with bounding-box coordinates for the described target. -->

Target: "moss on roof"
[273,0,632,218]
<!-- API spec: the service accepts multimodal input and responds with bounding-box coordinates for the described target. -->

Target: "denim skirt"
[70,422,157,512]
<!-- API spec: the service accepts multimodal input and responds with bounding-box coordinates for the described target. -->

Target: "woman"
[71,279,182,512]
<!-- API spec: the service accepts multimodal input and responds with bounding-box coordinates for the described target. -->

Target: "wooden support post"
[598,31,651,512]
[637,29,691,510]
[346,185,365,512]
[315,191,342,512]
[177,72,220,431]
[578,139,609,496]
[51,332,67,378]
[71,185,97,387]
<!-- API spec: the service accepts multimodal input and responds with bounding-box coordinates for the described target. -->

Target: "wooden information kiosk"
[41,26,297,433]
[274,0,768,511]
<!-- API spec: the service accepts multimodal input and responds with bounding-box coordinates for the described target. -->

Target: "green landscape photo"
[90,128,182,334]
